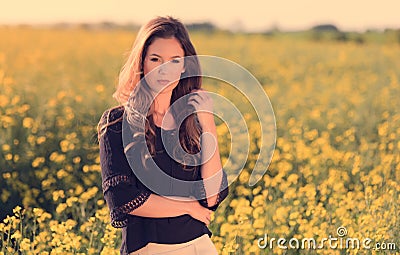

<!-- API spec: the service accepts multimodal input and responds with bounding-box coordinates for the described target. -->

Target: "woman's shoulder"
[98,105,125,134]
[100,105,125,122]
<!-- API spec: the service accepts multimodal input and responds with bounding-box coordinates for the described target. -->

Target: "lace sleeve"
[99,109,151,228]
[192,169,229,211]
[102,174,151,228]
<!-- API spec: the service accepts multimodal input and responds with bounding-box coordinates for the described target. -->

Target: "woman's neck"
[152,91,177,129]
[153,91,172,115]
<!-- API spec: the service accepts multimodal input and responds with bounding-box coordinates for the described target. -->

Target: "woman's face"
[143,37,185,94]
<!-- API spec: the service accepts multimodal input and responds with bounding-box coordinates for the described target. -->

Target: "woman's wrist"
[183,199,198,215]
[199,119,216,132]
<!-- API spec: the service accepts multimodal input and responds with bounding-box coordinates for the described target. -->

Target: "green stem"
[0,225,3,253]
[19,213,23,254]
[88,228,94,251]
[32,214,37,253]
[6,218,11,252]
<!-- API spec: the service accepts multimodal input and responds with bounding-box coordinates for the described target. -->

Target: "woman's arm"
[199,122,224,207]
[188,89,226,208]
[129,194,213,225]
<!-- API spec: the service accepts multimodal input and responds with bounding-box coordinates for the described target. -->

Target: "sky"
[1,0,399,32]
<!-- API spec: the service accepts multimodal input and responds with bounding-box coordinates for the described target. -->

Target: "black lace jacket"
[98,105,229,254]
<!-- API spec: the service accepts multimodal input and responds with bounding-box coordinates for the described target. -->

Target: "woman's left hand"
[188,89,215,129]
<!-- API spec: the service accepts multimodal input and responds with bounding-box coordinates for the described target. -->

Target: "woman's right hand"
[186,199,213,226]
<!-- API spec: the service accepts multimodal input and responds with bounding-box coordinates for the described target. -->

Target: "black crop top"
[98,106,229,255]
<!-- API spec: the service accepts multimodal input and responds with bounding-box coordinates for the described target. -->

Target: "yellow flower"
[56,91,67,100]
[2,144,10,151]
[22,117,34,129]
[20,238,31,251]
[36,136,46,144]
[96,84,105,93]
[56,169,68,179]
[66,197,78,207]
[56,203,67,214]
[49,151,66,163]
[219,223,231,236]
[33,208,43,217]
[38,212,52,223]
[0,94,9,107]
[65,219,77,230]
[287,173,299,184]
[238,171,249,184]
[79,187,99,202]
[32,157,45,168]
[12,205,22,215]
[52,190,65,201]
[73,156,81,164]
[11,230,22,240]
[252,218,265,229]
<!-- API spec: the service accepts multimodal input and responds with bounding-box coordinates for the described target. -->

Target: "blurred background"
[0,1,399,254]
[1,0,400,32]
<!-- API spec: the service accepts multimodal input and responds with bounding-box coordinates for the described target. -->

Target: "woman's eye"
[171,58,181,63]
[150,57,159,62]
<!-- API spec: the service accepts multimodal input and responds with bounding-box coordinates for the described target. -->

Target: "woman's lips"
[157,79,171,85]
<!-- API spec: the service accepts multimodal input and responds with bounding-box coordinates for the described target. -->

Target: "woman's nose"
[158,62,167,74]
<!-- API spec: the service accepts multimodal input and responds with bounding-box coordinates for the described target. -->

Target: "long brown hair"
[99,16,202,170]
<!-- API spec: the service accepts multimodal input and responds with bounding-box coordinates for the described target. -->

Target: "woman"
[98,16,229,255]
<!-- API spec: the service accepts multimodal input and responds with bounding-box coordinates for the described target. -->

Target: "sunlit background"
[1,0,400,31]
